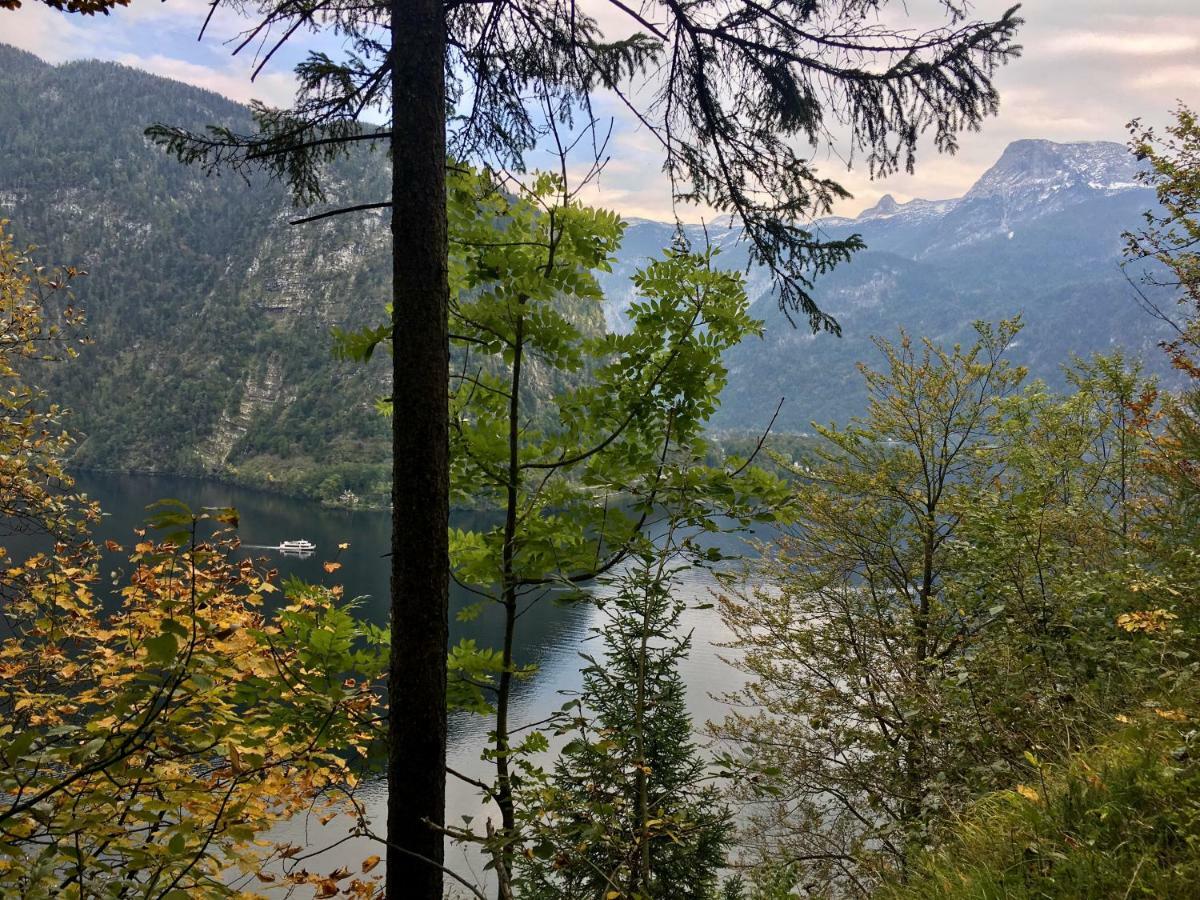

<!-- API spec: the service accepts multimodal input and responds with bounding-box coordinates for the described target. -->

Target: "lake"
[54,471,754,889]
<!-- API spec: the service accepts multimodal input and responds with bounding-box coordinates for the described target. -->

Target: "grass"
[881,705,1200,899]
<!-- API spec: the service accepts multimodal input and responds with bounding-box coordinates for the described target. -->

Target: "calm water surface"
[61,471,753,890]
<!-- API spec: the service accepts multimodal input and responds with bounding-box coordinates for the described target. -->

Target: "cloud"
[1046,30,1198,56]
[4,0,1200,222]
[112,52,297,107]
[2,4,96,63]
[1132,65,1200,91]
[4,0,309,108]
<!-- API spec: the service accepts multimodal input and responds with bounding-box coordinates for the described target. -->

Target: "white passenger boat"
[278,539,316,553]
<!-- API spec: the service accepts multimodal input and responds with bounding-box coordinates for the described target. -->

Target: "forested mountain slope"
[0,45,620,504]
[0,44,400,500]
[0,44,1175,495]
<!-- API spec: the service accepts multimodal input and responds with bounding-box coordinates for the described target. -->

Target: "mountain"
[0,46,407,504]
[0,45,1176,496]
[594,138,1174,432]
[0,44,615,506]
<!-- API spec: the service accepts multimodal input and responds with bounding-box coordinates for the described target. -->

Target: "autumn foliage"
[0,222,388,897]
[0,0,129,14]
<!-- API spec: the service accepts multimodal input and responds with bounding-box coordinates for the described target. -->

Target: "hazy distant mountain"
[0,44,1176,497]
[595,138,1174,431]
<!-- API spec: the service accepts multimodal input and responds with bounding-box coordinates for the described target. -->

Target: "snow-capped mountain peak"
[964,139,1139,201]
[597,139,1152,331]
[861,193,902,217]
[854,193,959,224]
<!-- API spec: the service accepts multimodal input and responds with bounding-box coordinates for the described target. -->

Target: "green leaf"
[5,730,36,765]
[161,618,189,638]
[144,632,180,665]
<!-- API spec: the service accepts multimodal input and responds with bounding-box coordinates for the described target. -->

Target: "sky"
[4,0,1200,219]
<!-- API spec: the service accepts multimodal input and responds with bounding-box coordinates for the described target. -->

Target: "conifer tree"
[145,3,1023,894]
[518,535,730,900]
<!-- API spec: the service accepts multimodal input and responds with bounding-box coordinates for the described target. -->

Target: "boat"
[278,539,316,553]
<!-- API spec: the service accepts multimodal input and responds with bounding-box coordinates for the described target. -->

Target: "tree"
[1125,104,1200,376]
[341,164,788,894]
[0,220,94,556]
[715,323,1152,896]
[0,222,390,897]
[147,3,1023,893]
[384,4,452,895]
[515,525,732,900]
[716,322,1026,893]
[854,109,1200,899]
[1125,106,1200,535]
[1,517,389,898]
[0,0,128,12]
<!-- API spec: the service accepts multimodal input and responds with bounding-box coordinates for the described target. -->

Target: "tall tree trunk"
[388,0,449,895]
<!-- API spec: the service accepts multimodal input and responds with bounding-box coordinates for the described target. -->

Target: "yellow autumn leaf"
[323,561,342,574]
[361,855,380,873]
[1154,707,1189,721]
[338,542,350,550]
[1015,784,1041,803]
[1116,609,1177,633]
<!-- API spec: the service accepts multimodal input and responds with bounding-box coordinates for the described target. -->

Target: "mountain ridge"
[0,44,1177,492]
[594,136,1171,431]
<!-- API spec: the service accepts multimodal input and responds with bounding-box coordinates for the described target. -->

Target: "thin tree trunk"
[388,0,449,894]
[494,308,525,898]
[633,580,651,894]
